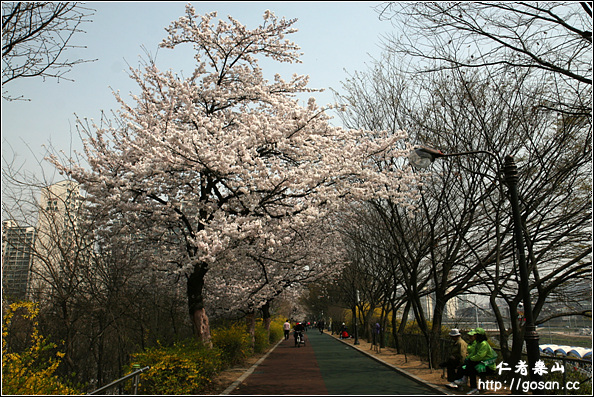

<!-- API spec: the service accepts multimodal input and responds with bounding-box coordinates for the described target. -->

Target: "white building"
[29,180,85,301]
[445,294,459,320]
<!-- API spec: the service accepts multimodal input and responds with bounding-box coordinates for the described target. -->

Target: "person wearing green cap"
[451,328,498,395]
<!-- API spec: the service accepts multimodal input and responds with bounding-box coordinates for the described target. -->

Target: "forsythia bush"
[211,324,251,366]
[2,302,79,395]
[128,340,223,395]
[253,324,269,353]
[268,317,285,343]
[129,319,283,394]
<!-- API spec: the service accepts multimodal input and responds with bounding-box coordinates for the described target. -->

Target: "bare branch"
[2,2,96,101]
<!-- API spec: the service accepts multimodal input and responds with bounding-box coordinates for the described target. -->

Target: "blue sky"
[2,2,396,180]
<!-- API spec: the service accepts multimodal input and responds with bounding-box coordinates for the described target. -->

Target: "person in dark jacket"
[317,320,325,334]
[293,322,305,346]
[441,328,467,386]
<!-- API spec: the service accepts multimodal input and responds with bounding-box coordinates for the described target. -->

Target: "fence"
[88,365,150,395]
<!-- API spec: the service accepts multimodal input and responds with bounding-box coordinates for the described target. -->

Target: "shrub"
[268,318,284,343]
[128,340,223,395]
[253,324,269,353]
[211,324,251,366]
[2,302,80,395]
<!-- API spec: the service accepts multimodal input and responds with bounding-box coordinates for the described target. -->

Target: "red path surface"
[229,333,329,395]
[225,331,441,395]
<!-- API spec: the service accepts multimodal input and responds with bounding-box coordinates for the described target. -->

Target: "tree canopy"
[51,6,418,343]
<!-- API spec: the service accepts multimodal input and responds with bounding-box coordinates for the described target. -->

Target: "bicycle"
[294,330,305,347]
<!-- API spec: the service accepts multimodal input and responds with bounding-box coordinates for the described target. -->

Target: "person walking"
[442,328,467,388]
[283,319,291,340]
[451,328,498,395]
[318,320,325,334]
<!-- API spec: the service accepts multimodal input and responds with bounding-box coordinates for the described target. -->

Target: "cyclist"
[293,322,305,346]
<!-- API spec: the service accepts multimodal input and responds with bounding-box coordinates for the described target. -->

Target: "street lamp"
[354,289,360,345]
[409,146,541,386]
[408,147,499,168]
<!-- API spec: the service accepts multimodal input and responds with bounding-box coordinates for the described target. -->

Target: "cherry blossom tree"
[206,214,345,317]
[51,6,417,343]
[206,212,346,345]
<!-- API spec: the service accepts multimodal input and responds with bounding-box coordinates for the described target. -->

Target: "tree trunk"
[187,264,211,346]
[491,294,512,363]
[410,292,432,369]
[430,297,446,369]
[351,306,357,340]
[96,330,104,387]
[395,300,411,354]
[508,322,528,393]
[246,311,256,350]
[60,301,77,374]
[361,302,372,340]
[261,301,272,341]
[379,306,387,348]
[390,306,400,353]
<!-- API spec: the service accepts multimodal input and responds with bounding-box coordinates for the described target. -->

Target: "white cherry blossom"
[51,6,419,343]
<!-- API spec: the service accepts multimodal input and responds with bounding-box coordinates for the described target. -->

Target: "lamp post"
[502,155,541,384]
[409,147,541,387]
[354,289,360,345]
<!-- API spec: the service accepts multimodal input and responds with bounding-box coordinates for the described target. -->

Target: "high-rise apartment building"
[2,220,35,301]
[28,180,84,301]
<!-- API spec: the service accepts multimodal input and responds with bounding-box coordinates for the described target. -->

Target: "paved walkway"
[224,330,443,395]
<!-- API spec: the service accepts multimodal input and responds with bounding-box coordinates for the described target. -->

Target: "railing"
[88,365,150,395]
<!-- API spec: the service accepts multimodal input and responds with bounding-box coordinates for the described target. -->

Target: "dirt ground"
[204,334,511,395]
[204,353,266,395]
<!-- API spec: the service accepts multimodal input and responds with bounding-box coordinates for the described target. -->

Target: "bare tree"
[335,60,499,367]
[341,213,391,341]
[2,156,190,390]
[376,2,592,117]
[2,2,95,100]
[335,46,591,375]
